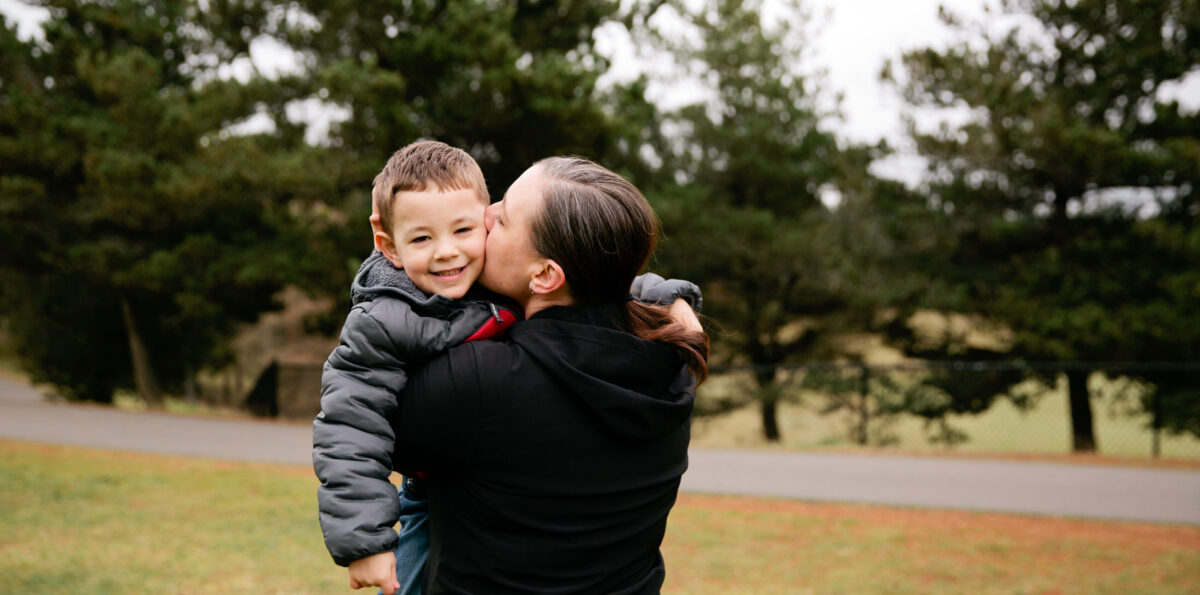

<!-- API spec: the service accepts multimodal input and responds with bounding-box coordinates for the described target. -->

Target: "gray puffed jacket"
[314,251,701,566]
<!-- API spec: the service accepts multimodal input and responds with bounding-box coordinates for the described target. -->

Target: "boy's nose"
[434,240,459,259]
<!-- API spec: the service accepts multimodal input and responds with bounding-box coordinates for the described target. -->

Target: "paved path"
[681,449,1200,525]
[3,377,1198,525]
[0,377,312,465]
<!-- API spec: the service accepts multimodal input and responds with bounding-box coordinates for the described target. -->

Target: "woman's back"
[395,303,694,594]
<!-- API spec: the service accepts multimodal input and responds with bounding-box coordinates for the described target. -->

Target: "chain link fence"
[693,362,1200,460]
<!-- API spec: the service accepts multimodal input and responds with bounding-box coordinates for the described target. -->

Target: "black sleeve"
[393,341,494,472]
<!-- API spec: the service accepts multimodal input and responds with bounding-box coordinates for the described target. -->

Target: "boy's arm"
[631,273,703,312]
[313,305,407,567]
[313,297,503,567]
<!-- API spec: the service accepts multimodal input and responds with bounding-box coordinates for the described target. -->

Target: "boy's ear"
[375,231,403,269]
[529,259,566,296]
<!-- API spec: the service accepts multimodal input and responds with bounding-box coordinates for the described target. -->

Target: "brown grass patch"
[664,493,1200,594]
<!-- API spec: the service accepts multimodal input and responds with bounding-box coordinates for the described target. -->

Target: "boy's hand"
[669,298,703,333]
[348,551,399,594]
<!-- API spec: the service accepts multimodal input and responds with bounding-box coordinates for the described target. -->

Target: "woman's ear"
[529,259,566,296]
[369,200,385,249]
[369,211,384,236]
[376,231,404,269]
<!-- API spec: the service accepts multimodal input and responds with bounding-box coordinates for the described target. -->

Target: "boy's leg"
[385,475,429,595]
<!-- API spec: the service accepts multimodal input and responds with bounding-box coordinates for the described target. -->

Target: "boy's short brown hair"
[372,141,489,234]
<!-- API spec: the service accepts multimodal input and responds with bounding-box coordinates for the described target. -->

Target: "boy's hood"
[511,303,695,441]
[350,251,461,315]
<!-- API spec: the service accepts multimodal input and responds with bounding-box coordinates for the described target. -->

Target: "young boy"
[314,141,703,595]
[314,141,516,595]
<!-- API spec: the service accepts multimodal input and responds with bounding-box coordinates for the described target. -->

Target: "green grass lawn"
[0,441,343,594]
[1,440,1197,594]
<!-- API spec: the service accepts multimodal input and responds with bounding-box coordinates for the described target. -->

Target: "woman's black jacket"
[394,302,697,595]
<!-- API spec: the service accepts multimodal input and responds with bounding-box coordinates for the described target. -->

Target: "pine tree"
[0,0,319,403]
[888,0,1200,449]
[259,0,652,310]
[645,0,930,440]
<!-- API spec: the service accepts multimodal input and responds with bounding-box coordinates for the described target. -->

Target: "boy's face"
[377,188,487,299]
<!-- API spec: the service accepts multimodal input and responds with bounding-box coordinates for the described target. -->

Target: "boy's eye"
[455,226,473,234]
[410,236,430,244]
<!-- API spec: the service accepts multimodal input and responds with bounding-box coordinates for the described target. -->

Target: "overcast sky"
[592,0,1007,183]
[598,0,1000,143]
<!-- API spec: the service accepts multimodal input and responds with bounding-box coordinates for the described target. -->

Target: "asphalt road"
[3,376,1198,525]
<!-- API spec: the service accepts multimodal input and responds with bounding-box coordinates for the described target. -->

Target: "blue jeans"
[383,475,429,595]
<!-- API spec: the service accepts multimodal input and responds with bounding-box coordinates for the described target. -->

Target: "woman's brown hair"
[530,157,709,383]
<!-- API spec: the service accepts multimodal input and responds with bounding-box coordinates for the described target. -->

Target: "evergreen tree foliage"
[0,0,319,403]
[258,0,652,310]
[0,0,657,402]
[643,0,931,441]
[888,0,1200,447]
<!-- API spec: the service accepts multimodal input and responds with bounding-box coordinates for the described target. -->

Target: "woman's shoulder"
[512,305,679,359]
[507,313,685,384]
[419,331,522,379]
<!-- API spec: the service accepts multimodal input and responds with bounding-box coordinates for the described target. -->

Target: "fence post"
[1152,389,1162,459]
[857,364,870,446]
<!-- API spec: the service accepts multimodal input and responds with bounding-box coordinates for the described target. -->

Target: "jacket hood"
[350,251,462,317]
[351,250,421,303]
[351,250,523,319]
[510,303,695,441]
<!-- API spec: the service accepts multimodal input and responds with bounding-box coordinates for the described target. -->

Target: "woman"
[379,156,708,593]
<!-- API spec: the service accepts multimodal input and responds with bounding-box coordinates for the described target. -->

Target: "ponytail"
[624,301,709,385]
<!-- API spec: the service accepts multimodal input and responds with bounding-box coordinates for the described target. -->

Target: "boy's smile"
[379,187,487,299]
[430,265,470,283]
[432,266,466,278]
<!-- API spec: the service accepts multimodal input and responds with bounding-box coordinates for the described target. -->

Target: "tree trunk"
[184,372,197,402]
[855,365,870,445]
[755,366,782,442]
[121,297,163,408]
[760,399,780,442]
[1066,369,1096,452]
